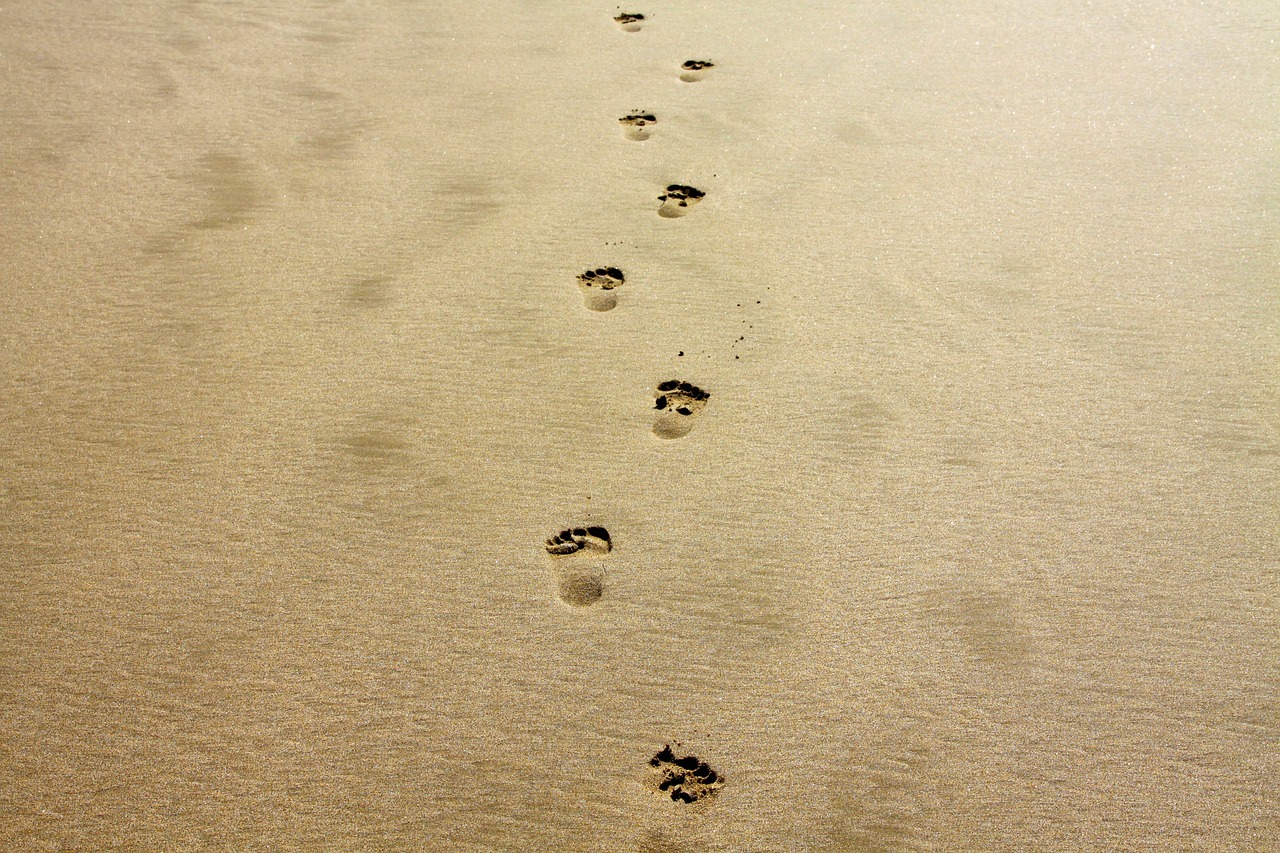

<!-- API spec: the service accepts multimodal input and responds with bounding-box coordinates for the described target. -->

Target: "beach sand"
[1,0,1277,849]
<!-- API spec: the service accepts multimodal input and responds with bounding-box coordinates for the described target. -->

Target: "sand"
[1,0,1277,850]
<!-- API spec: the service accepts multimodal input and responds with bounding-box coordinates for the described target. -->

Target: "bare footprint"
[657,185,705,219]
[544,526,612,606]
[648,745,725,803]
[576,266,625,312]
[652,380,711,439]
[614,12,645,32]
[679,60,714,83]
[619,112,657,141]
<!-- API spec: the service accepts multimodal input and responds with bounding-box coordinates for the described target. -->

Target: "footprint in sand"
[657,184,705,218]
[619,112,657,141]
[545,526,612,606]
[576,266,626,312]
[648,745,725,803]
[652,380,711,439]
[679,60,714,83]
[614,12,645,32]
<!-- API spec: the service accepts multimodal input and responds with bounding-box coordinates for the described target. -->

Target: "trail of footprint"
[619,112,657,141]
[648,745,725,803]
[652,380,711,439]
[679,60,714,83]
[576,266,625,312]
[544,526,612,606]
[657,184,705,219]
[614,12,645,32]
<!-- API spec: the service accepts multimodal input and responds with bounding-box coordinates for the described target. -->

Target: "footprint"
[619,112,657,141]
[544,526,612,607]
[648,745,725,804]
[190,152,266,231]
[614,12,645,32]
[344,274,394,307]
[652,380,711,439]
[545,526,612,556]
[679,60,714,83]
[576,266,626,312]
[657,185,705,219]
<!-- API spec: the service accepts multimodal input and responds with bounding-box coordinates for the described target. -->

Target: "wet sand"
[1,1,1277,850]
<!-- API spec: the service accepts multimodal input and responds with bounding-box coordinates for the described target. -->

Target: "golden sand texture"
[1,0,1277,850]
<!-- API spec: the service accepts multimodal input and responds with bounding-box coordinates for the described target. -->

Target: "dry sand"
[1,0,1277,850]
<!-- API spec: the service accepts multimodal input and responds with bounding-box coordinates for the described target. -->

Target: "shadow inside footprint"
[649,745,725,803]
[657,185,705,219]
[576,266,625,312]
[614,12,645,32]
[545,526,612,606]
[652,380,711,439]
[679,60,714,83]
[619,112,657,141]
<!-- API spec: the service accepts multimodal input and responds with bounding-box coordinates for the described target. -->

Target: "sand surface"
[1,1,1277,850]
